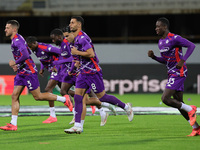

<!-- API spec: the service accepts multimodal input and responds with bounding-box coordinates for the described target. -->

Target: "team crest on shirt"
[166,40,169,44]
[41,51,44,54]
[48,47,52,51]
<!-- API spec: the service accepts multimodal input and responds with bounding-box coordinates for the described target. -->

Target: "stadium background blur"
[0,0,200,94]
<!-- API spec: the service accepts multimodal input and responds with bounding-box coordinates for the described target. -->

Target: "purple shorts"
[14,73,40,91]
[62,74,76,85]
[76,71,105,94]
[59,64,76,85]
[165,75,186,91]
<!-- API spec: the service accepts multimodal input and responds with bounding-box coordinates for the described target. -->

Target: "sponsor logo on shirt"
[38,56,48,60]
[61,51,68,56]
[160,47,169,53]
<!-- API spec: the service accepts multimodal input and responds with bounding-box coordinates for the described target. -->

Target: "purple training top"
[53,38,72,73]
[153,32,195,77]
[72,31,101,74]
[32,42,60,72]
[11,33,37,75]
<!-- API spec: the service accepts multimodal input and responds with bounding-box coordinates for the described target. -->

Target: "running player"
[64,16,134,134]
[148,17,199,136]
[63,26,97,115]
[62,26,117,126]
[50,28,116,128]
[0,20,71,131]
[26,36,73,123]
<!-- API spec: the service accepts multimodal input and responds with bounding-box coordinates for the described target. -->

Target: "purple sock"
[99,94,125,109]
[74,94,83,123]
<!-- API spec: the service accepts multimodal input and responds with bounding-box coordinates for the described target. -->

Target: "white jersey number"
[27,80,33,90]
[166,78,175,87]
[91,83,97,92]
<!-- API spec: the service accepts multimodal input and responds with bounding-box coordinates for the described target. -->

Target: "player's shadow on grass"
[0,133,68,144]
[99,136,187,147]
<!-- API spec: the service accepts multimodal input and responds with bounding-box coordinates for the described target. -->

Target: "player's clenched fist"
[148,50,155,58]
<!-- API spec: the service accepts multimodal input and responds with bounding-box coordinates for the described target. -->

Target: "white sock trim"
[56,95,66,103]
[180,103,192,112]
[50,107,56,118]
[11,115,18,126]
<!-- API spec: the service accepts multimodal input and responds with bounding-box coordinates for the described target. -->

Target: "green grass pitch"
[0,93,200,107]
[0,94,200,150]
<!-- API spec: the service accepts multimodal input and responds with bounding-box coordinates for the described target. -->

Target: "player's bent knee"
[32,94,42,101]
[161,95,171,105]
[11,91,21,100]
[11,94,18,101]
[33,96,40,101]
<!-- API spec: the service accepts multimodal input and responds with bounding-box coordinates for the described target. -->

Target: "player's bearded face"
[5,24,13,37]
[70,25,77,32]
[70,19,79,32]
[28,43,37,51]
[51,34,62,46]
[55,40,62,46]
[66,33,74,43]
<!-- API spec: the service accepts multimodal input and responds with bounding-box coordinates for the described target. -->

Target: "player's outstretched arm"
[52,56,73,66]
[148,50,166,64]
[47,45,61,55]
[71,46,95,58]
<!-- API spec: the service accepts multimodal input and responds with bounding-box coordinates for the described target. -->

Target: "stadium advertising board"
[101,64,199,95]
[103,76,168,95]
[0,75,28,95]
[0,64,199,95]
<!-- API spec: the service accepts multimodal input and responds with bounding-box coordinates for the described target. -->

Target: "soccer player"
[26,36,73,123]
[62,26,117,126]
[64,16,134,134]
[0,20,70,131]
[50,28,116,127]
[148,17,199,136]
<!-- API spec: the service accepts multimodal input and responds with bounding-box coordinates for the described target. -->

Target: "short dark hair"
[157,17,170,29]
[26,36,37,44]
[61,26,71,33]
[6,20,20,29]
[71,16,84,26]
[50,28,63,36]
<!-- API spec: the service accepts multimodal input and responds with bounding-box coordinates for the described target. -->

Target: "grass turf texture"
[0,94,200,149]
[0,115,200,150]
[0,93,200,107]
